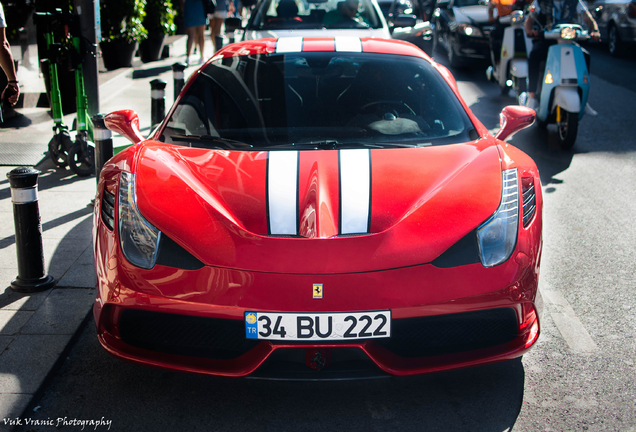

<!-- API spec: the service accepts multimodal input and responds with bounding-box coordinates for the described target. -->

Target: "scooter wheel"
[48,131,73,168]
[557,110,578,150]
[68,141,95,177]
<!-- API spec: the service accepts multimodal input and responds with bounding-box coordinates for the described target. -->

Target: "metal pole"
[7,167,56,293]
[74,0,100,117]
[172,62,187,102]
[93,113,113,186]
[150,78,167,129]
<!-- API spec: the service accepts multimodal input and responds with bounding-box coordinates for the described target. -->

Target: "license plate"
[245,311,391,341]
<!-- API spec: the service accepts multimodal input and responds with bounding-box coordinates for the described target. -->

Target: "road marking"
[542,289,598,353]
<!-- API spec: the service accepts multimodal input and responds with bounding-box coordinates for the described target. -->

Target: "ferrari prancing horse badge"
[313,284,323,299]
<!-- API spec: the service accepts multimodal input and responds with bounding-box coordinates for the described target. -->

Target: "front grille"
[120,309,260,360]
[101,189,115,230]
[377,308,518,358]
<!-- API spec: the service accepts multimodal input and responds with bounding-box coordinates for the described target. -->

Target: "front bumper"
[94,252,541,378]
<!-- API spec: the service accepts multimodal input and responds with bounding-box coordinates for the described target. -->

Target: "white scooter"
[486,10,533,98]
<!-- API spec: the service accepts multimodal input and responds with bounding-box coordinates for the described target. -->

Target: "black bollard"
[215,35,224,53]
[7,167,56,293]
[93,113,113,187]
[150,78,167,129]
[172,62,187,102]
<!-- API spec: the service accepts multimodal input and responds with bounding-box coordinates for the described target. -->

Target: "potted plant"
[99,0,148,70]
[139,0,176,63]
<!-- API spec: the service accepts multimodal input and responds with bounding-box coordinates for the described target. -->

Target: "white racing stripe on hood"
[340,149,371,234]
[335,37,363,52]
[276,37,304,53]
[268,151,299,235]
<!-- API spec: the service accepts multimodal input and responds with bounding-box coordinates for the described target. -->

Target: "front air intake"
[522,177,536,227]
[101,189,115,231]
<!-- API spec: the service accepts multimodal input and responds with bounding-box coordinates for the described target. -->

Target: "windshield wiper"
[171,134,253,150]
[262,140,424,150]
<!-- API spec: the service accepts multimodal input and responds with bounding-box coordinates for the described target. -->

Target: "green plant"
[143,0,177,34]
[100,0,148,42]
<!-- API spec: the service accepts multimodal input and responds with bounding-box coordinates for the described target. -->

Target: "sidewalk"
[0,34,207,428]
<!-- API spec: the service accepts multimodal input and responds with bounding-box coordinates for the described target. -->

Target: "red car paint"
[93,37,542,378]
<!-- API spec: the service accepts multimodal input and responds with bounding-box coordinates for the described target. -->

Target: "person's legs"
[186,26,196,59]
[527,40,551,97]
[211,17,224,52]
[490,21,505,66]
[195,25,206,61]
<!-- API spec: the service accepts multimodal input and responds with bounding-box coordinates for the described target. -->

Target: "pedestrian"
[209,0,235,52]
[181,0,208,64]
[0,3,19,122]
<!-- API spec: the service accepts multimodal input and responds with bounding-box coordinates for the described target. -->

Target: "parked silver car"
[589,0,636,55]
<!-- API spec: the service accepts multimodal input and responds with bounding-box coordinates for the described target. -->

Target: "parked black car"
[432,0,492,67]
[589,0,636,56]
[379,0,434,54]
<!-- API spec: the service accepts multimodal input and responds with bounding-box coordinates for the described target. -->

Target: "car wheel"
[557,108,578,149]
[608,24,625,57]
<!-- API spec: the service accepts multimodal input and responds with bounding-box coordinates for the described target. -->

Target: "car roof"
[213,37,432,60]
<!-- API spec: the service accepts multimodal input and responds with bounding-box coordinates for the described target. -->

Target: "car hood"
[134,142,503,273]
[243,28,392,40]
[453,5,490,25]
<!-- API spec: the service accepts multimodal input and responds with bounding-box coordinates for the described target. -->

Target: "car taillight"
[521,176,536,227]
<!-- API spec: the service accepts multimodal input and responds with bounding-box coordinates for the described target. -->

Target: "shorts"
[210,11,228,19]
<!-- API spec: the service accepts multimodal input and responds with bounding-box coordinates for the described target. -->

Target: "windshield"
[160,52,475,150]
[248,0,384,30]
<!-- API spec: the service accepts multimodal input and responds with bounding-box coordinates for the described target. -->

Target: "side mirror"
[495,106,535,141]
[225,17,243,33]
[104,110,145,144]
[391,14,417,28]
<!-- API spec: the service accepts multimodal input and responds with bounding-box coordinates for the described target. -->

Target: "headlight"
[477,169,519,267]
[118,171,161,269]
[560,27,576,39]
[458,24,483,37]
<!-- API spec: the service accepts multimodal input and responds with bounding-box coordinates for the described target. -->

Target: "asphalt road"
[14,43,636,432]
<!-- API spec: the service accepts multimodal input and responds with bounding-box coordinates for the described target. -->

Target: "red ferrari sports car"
[93,37,542,379]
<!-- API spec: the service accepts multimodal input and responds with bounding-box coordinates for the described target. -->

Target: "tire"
[557,108,578,149]
[67,140,95,177]
[608,24,625,57]
[48,130,73,167]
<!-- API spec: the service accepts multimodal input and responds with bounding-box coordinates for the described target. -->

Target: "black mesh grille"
[101,189,115,231]
[522,181,536,227]
[119,309,259,360]
[377,308,518,358]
